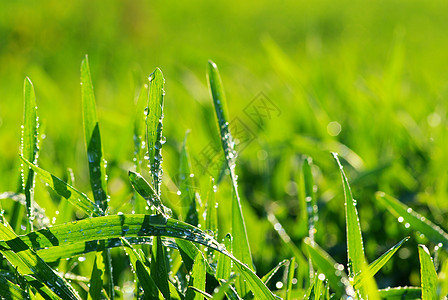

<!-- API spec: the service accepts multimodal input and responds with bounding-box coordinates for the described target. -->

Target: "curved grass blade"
[303,238,354,298]
[353,236,409,288]
[418,245,438,300]
[376,192,448,249]
[2,214,278,299]
[37,237,157,263]
[332,153,366,279]
[0,216,80,300]
[377,286,421,299]
[20,157,103,217]
[146,68,165,195]
[129,171,172,218]
[81,55,108,210]
[185,252,206,300]
[207,61,253,285]
[21,77,39,232]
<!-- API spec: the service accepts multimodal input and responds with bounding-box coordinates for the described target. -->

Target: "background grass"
[1,0,448,292]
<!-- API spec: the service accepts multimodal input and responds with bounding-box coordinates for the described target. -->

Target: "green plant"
[1,57,447,300]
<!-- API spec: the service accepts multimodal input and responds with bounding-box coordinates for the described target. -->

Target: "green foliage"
[1,55,448,299]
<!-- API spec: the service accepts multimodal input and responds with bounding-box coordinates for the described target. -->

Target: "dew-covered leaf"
[377,286,422,299]
[418,244,438,300]
[353,236,409,288]
[20,157,103,217]
[0,216,80,300]
[185,252,207,300]
[129,171,171,218]
[285,257,295,300]
[21,77,39,232]
[376,192,448,249]
[146,68,165,194]
[333,153,366,281]
[303,237,353,298]
[208,60,254,296]
[81,55,108,210]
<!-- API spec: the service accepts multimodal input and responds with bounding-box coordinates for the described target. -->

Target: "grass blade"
[21,157,103,217]
[418,244,438,300]
[87,252,104,300]
[261,259,289,284]
[0,216,80,300]
[21,77,39,232]
[303,237,353,298]
[179,131,198,225]
[80,55,108,210]
[122,238,159,299]
[0,276,28,300]
[1,214,278,299]
[151,234,170,299]
[185,252,207,300]
[353,236,409,288]
[332,153,366,278]
[146,68,165,194]
[285,257,295,300]
[216,233,232,281]
[303,156,317,279]
[208,60,253,296]
[129,171,172,218]
[376,192,448,249]
[377,286,421,299]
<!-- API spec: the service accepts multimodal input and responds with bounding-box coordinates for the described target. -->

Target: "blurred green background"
[1,0,448,290]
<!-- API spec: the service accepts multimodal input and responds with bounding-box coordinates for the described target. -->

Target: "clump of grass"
[0,57,447,299]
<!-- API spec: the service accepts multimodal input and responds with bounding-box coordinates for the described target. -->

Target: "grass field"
[1,0,448,299]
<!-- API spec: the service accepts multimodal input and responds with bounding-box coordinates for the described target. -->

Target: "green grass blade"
[21,157,103,217]
[129,171,172,218]
[285,257,295,300]
[205,178,218,238]
[353,236,409,288]
[133,83,148,173]
[21,77,39,232]
[122,238,159,299]
[151,234,170,299]
[207,61,254,286]
[212,275,238,300]
[303,238,353,298]
[0,216,80,300]
[80,55,108,210]
[179,131,198,225]
[146,68,165,195]
[2,214,277,299]
[0,276,28,300]
[216,233,232,280]
[332,153,366,279]
[303,156,317,279]
[376,192,448,249]
[186,252,207,300]
[87,252,104,300]
[418,244,438,300]
[377,286,422,299]
[261,259,289,284]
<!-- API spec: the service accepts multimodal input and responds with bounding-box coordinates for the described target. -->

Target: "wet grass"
[1,57,447,299]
